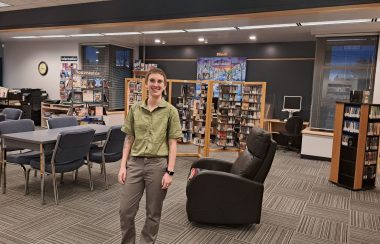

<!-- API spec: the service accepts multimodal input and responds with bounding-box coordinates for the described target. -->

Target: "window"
[310,36,378,130]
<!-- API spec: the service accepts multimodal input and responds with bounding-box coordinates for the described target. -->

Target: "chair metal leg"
[24,168,31,195]
[2,162,6,194]
[102,161,108,190]
[60,173,64,185]
[52,172,58,205]
[87,155,93,191]
[34,170,37,177]
[74,169,78,183]
[100,164,104,175]
[0,160,2,193]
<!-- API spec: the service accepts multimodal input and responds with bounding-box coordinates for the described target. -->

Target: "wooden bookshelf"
[330,102,380,190]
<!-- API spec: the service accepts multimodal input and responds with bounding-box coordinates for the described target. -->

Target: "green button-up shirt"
[121,99,182,157]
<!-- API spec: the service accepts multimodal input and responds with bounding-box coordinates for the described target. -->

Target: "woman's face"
[147,73,166,98]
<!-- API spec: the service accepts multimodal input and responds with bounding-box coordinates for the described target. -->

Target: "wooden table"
[0,124,109,204]
[264,119,309,133]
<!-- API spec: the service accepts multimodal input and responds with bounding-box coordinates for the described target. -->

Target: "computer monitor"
[282,96,302,118]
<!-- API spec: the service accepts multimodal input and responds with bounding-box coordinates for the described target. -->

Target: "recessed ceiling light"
[40,35,68,38]
[103,32,141,36]
[0,2,11,8]
[70,33,104,37]
[204,40,208,44]
[154,39,161,43]
[186,27,236,32]
[302,19,371,26]
[198,37,205,42]
[239,23,297,30]
[162,41,166,45]
[249,35,257,40]
[12,36,40,39]
[142,30,185,34]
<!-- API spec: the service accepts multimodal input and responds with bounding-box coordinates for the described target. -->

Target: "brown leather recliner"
[186,127,277,225]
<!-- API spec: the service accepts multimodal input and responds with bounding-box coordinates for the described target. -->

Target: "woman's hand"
[118,167,127,184]
[161,173,172,189]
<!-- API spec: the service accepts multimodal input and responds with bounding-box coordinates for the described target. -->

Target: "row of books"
[364,151,378,165]
[367,122,380,135]
[366,136,378,150]
[344,106,360,118]
[343,120,360,133]
[362,166,376,180]
[342,134,356,147]
[369,106,380,119]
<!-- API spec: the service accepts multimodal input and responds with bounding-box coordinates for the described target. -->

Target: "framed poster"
[196,57,246,97]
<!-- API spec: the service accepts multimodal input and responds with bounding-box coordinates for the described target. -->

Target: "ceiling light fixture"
[162,41,166,44]
[249,35,257,40]
[142,30,185,34]
[186,27,236,32]
[70,33,104,37]
[154,39,161,43]
[103,32,141,36]
[302,19,372,26]
[0,2,11,8]
[238,23,297,30]
[198,37,205,42]
[204,40,208,44]
[12,36,40,39]
[40,35,69,38]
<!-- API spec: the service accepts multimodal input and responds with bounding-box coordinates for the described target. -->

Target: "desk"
[264,119,309,133]
[1,124,109,204]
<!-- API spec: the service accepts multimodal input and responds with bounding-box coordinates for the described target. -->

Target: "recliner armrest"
[191,158,233,172]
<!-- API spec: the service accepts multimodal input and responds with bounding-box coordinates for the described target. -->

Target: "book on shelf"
[83,90,94,102]
[73,92,83,103]
[95,106,103,116]
[93,91,102,102]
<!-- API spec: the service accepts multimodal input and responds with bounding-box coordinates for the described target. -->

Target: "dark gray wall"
[141,41,315,121]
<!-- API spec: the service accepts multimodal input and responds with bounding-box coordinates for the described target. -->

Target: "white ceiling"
[0,0,108,12]
[0,3,379,46]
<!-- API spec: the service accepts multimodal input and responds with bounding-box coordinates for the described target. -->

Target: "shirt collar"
[140,98,168,110]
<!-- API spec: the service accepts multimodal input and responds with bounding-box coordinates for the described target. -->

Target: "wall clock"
[38,61,48,76]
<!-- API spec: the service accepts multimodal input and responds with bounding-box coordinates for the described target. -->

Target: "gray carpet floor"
[0,149,379,244]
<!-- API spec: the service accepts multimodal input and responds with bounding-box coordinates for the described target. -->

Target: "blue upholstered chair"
[2,108,23,120]
[47,116,78,129]
[29,127,95,204]
[89,125,125,189]
[0,119,40,194]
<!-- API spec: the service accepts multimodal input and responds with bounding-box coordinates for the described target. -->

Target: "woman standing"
[119,68,182,244]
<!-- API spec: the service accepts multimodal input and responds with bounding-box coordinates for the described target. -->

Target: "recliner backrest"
[230,127,273,181]
[285,116,303,135]
[47,116,78,129]
[0,119,35,134]
[104,125,126,154]
[2,108,22,120]
[53,128,95,165]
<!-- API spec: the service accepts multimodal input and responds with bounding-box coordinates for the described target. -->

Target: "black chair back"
[2,108,23,120]
[53,128,95,166]
[285,116,303,135]
[0,119,34,134]
[48,116,78,129]
[104,125,126,155]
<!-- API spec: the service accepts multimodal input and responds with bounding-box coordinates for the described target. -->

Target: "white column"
[373,36,380,103]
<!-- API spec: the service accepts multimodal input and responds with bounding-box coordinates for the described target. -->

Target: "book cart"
[330,102,380,190]
[124,79,266,158]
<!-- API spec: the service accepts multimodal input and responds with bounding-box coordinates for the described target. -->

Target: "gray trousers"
[120,156,168,244]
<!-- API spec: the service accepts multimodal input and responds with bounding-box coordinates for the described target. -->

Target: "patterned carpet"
[0,150,379,244]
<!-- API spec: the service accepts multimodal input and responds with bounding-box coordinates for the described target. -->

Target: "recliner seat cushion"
[230,150,262,180]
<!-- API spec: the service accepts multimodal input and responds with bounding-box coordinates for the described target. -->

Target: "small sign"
[76,70,101,76]
[61,56,78,62]
[216,52,228,57]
